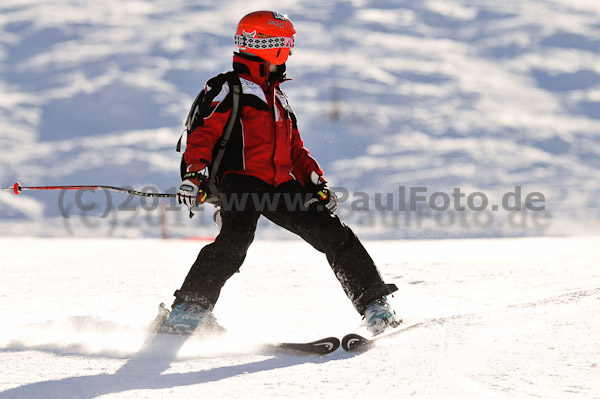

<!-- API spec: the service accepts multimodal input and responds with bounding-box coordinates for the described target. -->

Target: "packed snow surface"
[0,237,598,398]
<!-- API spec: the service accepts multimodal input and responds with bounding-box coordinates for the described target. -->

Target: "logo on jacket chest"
[240,78,267,105]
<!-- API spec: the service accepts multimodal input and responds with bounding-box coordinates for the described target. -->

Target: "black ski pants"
[174,174,397,315]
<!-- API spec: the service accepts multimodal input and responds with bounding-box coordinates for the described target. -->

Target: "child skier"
[161,10,400,336]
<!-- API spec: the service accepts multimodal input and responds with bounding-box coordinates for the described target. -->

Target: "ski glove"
[305,171,338,213]
[177,167,209,208]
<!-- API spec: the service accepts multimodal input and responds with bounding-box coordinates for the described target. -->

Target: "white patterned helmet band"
[234,34,295,50]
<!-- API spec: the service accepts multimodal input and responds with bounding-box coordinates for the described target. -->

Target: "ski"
[265,336,341,355]
[341,320,423,352]
[141,334,340,357]
[147,304,339,356]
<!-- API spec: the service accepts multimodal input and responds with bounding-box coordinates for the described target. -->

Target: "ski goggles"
[234,34,295,50]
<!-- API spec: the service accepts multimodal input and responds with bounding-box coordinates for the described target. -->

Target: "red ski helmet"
[234,11,296,65]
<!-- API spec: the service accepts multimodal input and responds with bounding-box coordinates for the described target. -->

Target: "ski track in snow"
[0,237,599,398]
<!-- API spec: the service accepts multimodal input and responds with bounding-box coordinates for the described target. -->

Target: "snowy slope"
[0,237,599,398]
[1,0,600,238]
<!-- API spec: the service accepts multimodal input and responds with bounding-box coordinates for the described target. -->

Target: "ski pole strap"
[208,82,241,199]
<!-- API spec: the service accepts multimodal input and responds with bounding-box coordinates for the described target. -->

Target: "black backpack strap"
[176,131,185,153]
[208,78,241,200]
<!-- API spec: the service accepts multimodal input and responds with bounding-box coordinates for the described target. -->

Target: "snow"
[1,0,600,238]
[1,237,599,398]
[1,0,600,396]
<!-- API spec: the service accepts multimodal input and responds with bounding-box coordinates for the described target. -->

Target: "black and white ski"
[265,336,340,355]
[141,332,340,357]
[147,303,339,355]
[341,320,423,352]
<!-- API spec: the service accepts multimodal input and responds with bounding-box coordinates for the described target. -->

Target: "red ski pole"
[2,182,176,198]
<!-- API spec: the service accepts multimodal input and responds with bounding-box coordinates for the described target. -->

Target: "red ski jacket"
[184,53,323,187]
